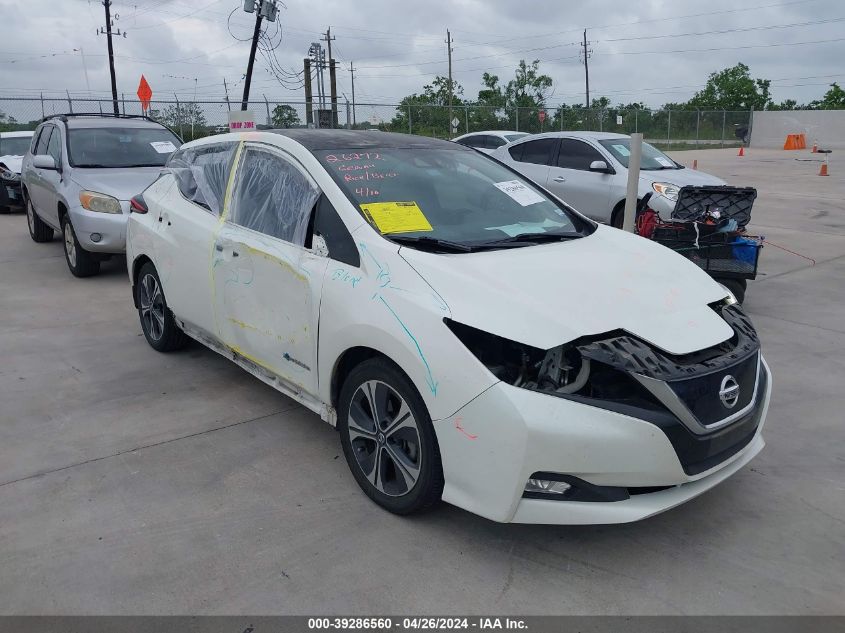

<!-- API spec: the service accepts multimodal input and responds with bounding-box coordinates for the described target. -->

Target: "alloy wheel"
[27,200,35,235]
[139,273,165,341]
[347,380,422,497]
[63,222,77,268]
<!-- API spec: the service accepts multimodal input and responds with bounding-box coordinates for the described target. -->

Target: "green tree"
[155,102,208,140]
[687,63,771,110]
[390,76,465,137]
[816,82,845,109]
[505,60,552,132]
[271,104,301,128]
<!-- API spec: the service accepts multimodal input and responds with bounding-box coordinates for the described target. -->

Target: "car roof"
[186,129,468,152]
[456,130,524,138]
[518,131,629,142]
[0,130,34,138]
[41,116,172,131]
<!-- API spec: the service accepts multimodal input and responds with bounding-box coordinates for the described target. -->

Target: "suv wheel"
[26,196,54,243]
[136,262,189,352]
[338,359,444,515]
[61,215,100,277]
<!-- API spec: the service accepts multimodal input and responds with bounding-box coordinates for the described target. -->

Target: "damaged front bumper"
[435,356,771,525]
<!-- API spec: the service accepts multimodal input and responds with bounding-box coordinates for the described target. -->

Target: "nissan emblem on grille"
[719,375,740,408]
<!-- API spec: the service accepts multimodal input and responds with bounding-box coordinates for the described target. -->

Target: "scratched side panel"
[316,232,497,423]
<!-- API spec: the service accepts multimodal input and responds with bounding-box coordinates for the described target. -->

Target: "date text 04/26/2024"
[307,617,528,630]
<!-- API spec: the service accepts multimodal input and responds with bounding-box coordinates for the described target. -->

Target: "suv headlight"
[652,182,680,202]
[79,190,122,214]
[0,168,20,182]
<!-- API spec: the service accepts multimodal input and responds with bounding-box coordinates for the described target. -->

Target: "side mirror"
[589,160,610,173]
[33,154,58,171]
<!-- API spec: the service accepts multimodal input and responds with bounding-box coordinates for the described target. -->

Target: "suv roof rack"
[40,113,158,124]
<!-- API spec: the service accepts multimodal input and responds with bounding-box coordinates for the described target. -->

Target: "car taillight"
[130,195,148,214]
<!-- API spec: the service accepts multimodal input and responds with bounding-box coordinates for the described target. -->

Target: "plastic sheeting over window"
[167,142,237,216]
[228,147,320,246]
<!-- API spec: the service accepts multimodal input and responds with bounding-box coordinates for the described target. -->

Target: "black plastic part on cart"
[671,185,757,226]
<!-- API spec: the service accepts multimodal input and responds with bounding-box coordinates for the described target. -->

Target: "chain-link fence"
[0,96,752,149]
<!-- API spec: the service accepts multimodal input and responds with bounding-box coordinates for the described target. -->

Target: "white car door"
[29,125,62,228]
[212,144,328,396]
[504,137,557,188]
[545,138,614,222]
[154,142,238,337]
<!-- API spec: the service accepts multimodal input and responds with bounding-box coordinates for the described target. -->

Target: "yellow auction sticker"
[359,201,433,234]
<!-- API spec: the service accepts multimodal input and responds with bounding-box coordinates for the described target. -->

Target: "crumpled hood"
[72,167,162,201]
[0,155,23,175]
[400,225,734,355]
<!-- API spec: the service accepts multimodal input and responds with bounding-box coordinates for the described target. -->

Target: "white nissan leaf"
[126,130,771,524]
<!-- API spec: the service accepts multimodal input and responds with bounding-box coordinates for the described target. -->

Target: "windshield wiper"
[390,235,475,253]
[475,231,581,248]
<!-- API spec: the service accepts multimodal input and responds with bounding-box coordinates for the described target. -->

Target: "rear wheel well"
[331,346,394,409]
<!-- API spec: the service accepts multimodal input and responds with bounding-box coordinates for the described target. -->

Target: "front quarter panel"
[317,232,498,423]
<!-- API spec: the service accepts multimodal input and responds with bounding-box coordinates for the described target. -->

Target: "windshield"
[504,133,528,142]
[0,136,32,156]
[598,139,680,170]
[315,147,591,250]
[68,127,181,168]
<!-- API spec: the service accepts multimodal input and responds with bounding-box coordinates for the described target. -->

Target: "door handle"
[215,243,224,252]
[232,251,239,258]
[552,176,566,183]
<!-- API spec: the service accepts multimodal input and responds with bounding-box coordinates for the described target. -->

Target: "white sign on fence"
[228,110,256,131]
[616,115,623,125]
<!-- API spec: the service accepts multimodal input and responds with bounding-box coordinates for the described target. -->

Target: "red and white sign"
[538,110,546,123]
[228,110,256,131]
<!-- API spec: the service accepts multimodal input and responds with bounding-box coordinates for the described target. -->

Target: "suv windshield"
[315,147,591,251]
[0,136,32,156]
[68,126,181,168]
[598,139,681,170]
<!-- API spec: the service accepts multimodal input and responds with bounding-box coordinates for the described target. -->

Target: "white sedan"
[492,131,726,226]
[452,130,529,154]
[127,129,770,524]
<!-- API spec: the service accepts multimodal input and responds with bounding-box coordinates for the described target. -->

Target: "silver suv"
[21,114,181,276]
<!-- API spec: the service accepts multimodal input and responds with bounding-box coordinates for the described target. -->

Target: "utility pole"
[223,78,231,111]
[322,28,337,127]
[303,58,313,127]
[446,29,453,135]
[98,0,123,115]
[241,0,279,111]
[349,61,356,126]
[581,29,592,109]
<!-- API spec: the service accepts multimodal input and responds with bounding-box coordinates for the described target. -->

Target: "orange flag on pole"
[137,75,153,113]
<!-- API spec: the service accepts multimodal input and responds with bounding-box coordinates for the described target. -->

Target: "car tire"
[338,358,444,515]
[136,262,189,352]
[26,196,54,243]
[61,214,100,277]
[718,278,747,304]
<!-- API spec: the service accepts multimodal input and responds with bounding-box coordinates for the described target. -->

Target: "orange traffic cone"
[692,159,698,170]
[812,140,818,153]
[738,146,745,157]
[819,160,829,176]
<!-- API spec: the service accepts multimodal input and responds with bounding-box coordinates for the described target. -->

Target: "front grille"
[668,352,759,427]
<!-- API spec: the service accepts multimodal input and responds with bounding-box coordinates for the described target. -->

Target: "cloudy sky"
[1,0,843,113]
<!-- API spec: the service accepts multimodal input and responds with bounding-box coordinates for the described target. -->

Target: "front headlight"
[0,167,20,181]
[79,190,122,214]
[652,182,680,202]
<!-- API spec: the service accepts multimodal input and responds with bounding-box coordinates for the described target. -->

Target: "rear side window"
[557,139,606,170]
[228,147,320,246]
[46,127,62,166]
[456,135,485,149]
[35,126,52,155]
[167,142,237,216]
[513,138,556,165]
[487,136,507,148]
